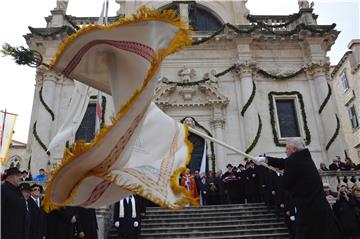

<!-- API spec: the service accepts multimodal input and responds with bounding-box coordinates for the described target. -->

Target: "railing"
[319,170,360,192]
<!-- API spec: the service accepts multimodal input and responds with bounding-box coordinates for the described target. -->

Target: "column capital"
[305,62,330,78]
[235,62,256,78]
[210,118,225,129]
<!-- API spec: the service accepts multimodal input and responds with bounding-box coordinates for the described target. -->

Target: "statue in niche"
[178,66,196,83]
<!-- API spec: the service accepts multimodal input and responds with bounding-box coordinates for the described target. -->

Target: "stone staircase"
[108,203,290,239]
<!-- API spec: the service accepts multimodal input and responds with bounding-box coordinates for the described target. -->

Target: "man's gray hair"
[286,137,305,150]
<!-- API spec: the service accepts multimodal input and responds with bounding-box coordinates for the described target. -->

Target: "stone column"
[237,64,257,152]
[96,206,111,239]
[30,69,57,175]
[210,105,226,170]
[179,3,189,27]
[307,64,341,160]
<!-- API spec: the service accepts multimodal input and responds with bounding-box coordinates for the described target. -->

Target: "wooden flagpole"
[188,127,283,175]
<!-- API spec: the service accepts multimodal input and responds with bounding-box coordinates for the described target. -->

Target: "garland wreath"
[245,113,262,154]
[268,91,311,147]
[325,114,340,151]
[33,121,50,156]
[39,87,55,121]
[241,80,256,116]
[318,83,332,114]
[161,64,307,87]
[180,116,216,172]
[192,22,336,46]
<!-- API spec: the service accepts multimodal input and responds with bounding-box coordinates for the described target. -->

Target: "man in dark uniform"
[20,183,32,239]
[78,207,98,239]
[28,184,47,239]
[255,138,342,239]
[1,167,26,239]
[47,206,80,239]
[113,195,142,239]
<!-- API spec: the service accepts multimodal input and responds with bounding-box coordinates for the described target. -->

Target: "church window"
[160,3,222,31]
[75,103,96,142]
[348,105,359,129]
[340,71,349,91]
[188,4,222,31]
[275,98,301,138]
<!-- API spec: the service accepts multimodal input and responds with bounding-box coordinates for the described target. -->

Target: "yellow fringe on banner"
[43,6,192,213]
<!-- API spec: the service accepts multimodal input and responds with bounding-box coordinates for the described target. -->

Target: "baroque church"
[24,0,345,176]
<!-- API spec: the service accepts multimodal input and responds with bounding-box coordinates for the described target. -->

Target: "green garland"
[257,68,305,80]
[245,114,262,154]
[325,114,340,150]
[192,23,336,46]
[1,43,47,68]
[33,121,50,156]
[162,64,236,86]
[318,83,332,114]
[268,91,311,147]
[241,80,256,116]
[39,87,55,121]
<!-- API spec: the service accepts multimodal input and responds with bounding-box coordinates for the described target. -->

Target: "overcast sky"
[0,0,359,143]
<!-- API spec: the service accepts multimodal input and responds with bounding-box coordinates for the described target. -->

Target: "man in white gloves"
[113,195,142,239]
[253,138,341,239]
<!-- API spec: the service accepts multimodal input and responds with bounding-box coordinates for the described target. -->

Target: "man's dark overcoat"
[28,197,47,239]
[267,149,342,239]
[1,181,26,239]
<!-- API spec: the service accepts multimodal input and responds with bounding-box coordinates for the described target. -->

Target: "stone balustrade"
[319,170,360,192]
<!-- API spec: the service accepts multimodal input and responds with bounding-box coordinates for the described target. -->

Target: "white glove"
[255,156,266,163]
[290,216,295,221]
[114,221,120,228]
[133,221,139,227]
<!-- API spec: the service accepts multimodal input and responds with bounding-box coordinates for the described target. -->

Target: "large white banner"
[0,111,17,164]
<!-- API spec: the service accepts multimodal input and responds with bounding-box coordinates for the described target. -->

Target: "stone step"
[141,222,286,233]
[145,209,276,219]
[142,212,281,223]
[138,227,289,238]
[149,233,290,239]
[145,205,270,215]
[145,203,266,212]
[142,217,283,228]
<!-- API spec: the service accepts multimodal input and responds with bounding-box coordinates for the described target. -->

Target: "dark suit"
[267,149,342,239]
[28,197,47,239]
[1,181,26,239]
[78,208,98,239]
[46,207,78,239]
[113,196,141,239]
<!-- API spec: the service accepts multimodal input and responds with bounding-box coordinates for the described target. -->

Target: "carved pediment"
[154,68,229,107]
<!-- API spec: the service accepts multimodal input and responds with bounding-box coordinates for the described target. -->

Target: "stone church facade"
[24,0,346,176]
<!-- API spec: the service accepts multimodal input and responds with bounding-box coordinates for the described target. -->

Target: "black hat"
[238,164,244,168]
[31,183,43,193]
[21,170,28,174]
[5,167,22,178]
[19,183,31,192]
[226,164,233,168]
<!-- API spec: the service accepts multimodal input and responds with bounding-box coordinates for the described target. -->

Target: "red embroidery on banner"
[63,40,155,77]
[80,180,112,207]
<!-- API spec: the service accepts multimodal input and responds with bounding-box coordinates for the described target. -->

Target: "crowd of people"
[180,150,360,239]
[2,151,360,239]
[1,167,98,239]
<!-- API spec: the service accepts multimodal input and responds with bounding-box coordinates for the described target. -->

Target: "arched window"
[160,3,222,31]
[188,4,222,31]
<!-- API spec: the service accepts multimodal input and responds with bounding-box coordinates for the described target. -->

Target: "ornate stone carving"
[235,62,256,78]
[154,70,229,108]
[210,119,225,129]
[305,62,330,78]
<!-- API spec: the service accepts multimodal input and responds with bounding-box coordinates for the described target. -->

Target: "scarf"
[119,196,136,218]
